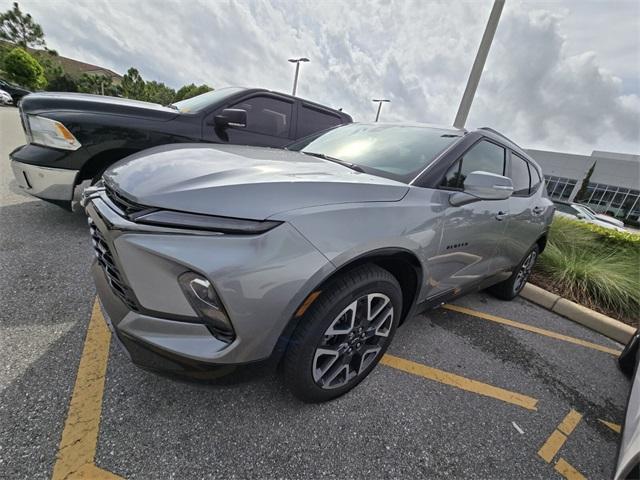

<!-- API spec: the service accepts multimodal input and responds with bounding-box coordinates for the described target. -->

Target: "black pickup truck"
[10,87,352,210]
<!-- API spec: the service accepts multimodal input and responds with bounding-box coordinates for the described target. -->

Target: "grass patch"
[534,216,640,325]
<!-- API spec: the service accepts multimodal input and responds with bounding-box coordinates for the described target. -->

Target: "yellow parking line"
[52,299,123,480]
[538,429,569,463]
[558,409,583,435]
[443,304,622,356]
[555,458,586,480]
[599,419,622,433]
[380,354,538,411]
[538,409,582,463]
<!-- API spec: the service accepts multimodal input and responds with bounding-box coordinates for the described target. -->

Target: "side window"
[440,140,505,189]
[510,155,531,196]
[297,104,343,138]
[529,163,543,193]
[229,96,293,138]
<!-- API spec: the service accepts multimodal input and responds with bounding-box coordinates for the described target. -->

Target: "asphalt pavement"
[0,106,631,479]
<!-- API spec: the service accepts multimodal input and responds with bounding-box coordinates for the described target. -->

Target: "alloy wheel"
[312,293,394,389]
[514,250,537,293]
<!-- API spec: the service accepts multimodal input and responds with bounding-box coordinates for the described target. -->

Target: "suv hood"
[20,92,179,121]
[103,144,409,220]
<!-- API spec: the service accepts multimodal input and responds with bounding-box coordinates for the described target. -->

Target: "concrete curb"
[520,283,636,345]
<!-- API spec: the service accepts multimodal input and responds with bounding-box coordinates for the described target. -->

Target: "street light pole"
[453,0,505,128]
[372,99,390,122]
[288,57,309,96]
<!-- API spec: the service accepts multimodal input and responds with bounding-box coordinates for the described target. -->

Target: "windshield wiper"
[302,151,365,173]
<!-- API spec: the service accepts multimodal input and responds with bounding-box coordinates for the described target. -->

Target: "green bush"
[535,216,640,321]
[3,46,46,89]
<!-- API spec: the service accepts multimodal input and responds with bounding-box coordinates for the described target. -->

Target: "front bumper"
[11,159,78,202]
[86,190,334,372]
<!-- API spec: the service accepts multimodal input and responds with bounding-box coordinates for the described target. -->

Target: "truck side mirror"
[214,109,247,129]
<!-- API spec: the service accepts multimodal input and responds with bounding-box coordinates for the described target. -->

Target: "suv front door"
[428,139,510,298]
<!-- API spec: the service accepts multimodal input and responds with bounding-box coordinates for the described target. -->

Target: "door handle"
[495,211,508,221]
[532,206,544,215]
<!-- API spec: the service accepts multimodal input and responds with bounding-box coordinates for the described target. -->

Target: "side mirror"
[576,212,587,220]
[449,171,514,207]
[214,108,247,129]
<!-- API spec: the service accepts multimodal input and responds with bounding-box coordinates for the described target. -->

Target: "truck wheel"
[488,245,539,300]
[283,264,401,403]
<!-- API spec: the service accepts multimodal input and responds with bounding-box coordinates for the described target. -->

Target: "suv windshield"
[172,87,245,113]
[288,123,462,183]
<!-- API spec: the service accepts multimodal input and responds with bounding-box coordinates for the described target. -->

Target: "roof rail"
[478,127,522,149]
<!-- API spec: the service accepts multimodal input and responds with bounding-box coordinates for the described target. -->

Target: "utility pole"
[372,99,390,122]
[288,58,309,96]
[453,0,505,128]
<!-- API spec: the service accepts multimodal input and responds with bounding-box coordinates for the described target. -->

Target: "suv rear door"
[502,152,547,268]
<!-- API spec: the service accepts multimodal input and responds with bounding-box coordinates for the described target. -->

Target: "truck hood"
[20,92,179,121]
[103,144,409,220]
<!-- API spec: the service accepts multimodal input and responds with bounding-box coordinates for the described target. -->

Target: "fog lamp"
[178,272,234,340]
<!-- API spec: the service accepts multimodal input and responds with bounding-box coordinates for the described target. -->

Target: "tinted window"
[289,123,462,183]
[297,104,343,137]
[511,155,531,196]
[230,96,293,138]
[441,140,505,189]
[171,87,245,113]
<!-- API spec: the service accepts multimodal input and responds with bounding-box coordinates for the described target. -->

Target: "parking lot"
[0,106,631,479]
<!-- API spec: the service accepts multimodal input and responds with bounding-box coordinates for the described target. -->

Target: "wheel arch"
[272,248,424,363]
[76,148,139,184]
[536,231,548,253]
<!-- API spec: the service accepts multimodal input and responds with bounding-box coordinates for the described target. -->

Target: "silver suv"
[84,123,553,402]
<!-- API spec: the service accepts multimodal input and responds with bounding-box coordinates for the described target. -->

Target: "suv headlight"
[27,115,81,151]
[178,272,235,341]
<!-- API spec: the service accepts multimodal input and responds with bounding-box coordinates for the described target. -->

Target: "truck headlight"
[27,115,81,151]
[178,272,235,341]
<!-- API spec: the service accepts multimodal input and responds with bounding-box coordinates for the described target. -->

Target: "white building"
[526,149,640,224]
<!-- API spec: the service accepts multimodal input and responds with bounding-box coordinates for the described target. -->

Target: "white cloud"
[2,0,638,154]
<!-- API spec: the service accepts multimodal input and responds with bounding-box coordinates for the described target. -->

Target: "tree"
[120,67,146,100]
[174,83,213,102]
[574,161,596,202]
[144,80,175,105]
[77,73,119,96]
[46,72,78,92]
[0,2,46,48]
[3,47,46,89]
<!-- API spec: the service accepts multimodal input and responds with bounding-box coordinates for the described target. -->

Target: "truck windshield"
[288,123,463,183]
[172,87,245,113]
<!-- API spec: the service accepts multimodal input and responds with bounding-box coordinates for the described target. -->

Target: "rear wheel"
[488,245,539,300]
[283,264,401,402]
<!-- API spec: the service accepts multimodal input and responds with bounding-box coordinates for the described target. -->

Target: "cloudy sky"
[4,0,639,155]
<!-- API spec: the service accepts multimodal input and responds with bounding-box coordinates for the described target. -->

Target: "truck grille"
[105,185,147,218]
[88,218,138,310]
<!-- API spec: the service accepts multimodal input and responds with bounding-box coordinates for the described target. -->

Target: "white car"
[553,201,627,232]
[615,332,639,480]
[0,88,13,105]
[577,203,626,228]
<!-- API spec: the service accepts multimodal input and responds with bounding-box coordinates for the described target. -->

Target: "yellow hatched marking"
[554,458,586,480]
[599,419,622,433]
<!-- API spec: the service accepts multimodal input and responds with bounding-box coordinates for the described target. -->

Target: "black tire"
[618,332,639,377]
[488,244,540,300]
[283,264,402,403]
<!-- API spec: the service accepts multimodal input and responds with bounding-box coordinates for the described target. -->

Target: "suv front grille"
[105,185,147,218]
[88,218,138,310]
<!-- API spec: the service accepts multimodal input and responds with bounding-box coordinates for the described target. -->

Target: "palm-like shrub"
[535,216,640,321]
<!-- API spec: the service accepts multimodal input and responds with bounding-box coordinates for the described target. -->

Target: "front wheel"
[283,264,402,403]
[488,244,539,300]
